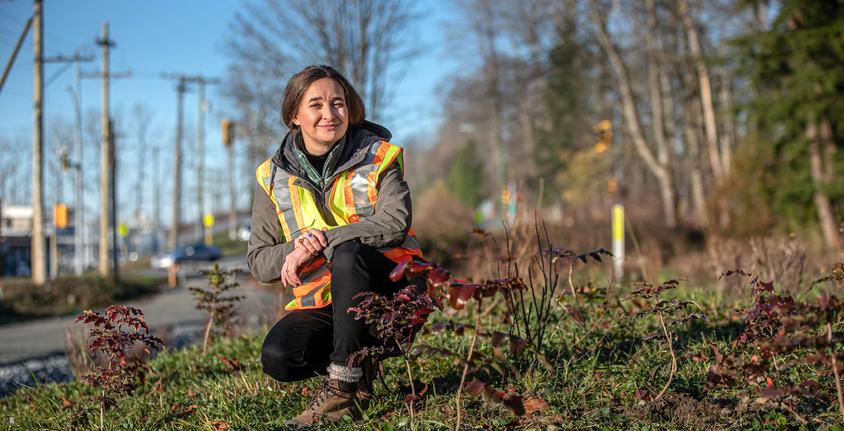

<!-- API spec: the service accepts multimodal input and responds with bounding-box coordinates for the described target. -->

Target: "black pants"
[261,240,404,382]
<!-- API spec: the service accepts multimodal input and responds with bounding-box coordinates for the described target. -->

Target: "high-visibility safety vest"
[255,140,424,310]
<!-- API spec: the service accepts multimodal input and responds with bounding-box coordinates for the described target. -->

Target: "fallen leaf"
[522,396,549,416]
[211,420,230,430]
[216,355,242,372]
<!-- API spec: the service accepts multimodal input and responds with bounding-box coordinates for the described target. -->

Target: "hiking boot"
[284,378,364,429]
[356,357,379,405]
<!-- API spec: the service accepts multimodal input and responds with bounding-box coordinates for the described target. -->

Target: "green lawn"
[1,276,842,430]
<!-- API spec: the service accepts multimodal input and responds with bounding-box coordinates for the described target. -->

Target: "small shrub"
[75,305,163,431]
[190,265,244,354]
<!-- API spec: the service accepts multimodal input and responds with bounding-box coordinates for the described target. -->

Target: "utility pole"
[221,119,236,240]
[110,120,119,282]
[96,22,114,279]
[31,0,46,285]
[161,75,187,250]
[80,66,129,275]
[46,52,94,276]
[152,146,161,252]
[188,76,219,242]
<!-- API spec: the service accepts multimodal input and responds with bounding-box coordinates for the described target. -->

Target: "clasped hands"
[281,228,328,288]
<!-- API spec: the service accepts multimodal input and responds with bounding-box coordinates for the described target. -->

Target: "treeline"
[223,0,843,249]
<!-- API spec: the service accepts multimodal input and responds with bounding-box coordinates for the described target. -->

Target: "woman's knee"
[331,240,376,277]
[261,337,295,382]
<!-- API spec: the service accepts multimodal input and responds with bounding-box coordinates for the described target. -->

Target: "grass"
[1,277,841,430]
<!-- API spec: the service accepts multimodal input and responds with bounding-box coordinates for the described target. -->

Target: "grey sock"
[328,362,362,383]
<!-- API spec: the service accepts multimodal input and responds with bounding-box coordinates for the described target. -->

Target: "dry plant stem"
[99,389,105,431]
[202,311,215,354]
[455,298,483,431]
[392,336,416,429]
[779,401,808,425]
[654,312,677,401]
[568,261,577,302]
[829,322,844,420]
[403,353,416,429]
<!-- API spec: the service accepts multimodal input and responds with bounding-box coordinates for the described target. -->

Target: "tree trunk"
[718,73,735,177]
[807,122,840,250]
[589,1,676,227]
[678,0,724,182]
[684,96,710,227]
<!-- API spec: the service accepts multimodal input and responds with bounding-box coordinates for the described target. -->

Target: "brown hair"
[281,65,366,130]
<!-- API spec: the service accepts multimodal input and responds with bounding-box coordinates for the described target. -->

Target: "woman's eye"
[309,104,321,109]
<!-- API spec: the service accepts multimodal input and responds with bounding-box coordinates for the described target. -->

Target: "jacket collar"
[272,120,392,183]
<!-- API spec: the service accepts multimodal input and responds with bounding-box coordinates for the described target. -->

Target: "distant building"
[2,205,33,237]
[1,205,34,276]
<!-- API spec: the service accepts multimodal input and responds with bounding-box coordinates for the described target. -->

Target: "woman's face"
[292,78,349,155]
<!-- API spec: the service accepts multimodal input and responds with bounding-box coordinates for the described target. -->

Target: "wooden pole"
[31,0,46,284]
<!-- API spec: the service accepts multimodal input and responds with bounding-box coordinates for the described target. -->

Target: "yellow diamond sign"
[203,214,215,227]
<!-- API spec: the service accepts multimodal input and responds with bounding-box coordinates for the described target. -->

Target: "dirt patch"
[623,393,727,430]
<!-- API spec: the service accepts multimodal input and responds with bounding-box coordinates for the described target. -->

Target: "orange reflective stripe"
[367,143,390,204]
[343,171,359,222]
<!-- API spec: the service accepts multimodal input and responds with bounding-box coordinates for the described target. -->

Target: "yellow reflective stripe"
[395,151,404,173]
[328,174,351,225]
[288,176,307,236]
[378,145,402,176]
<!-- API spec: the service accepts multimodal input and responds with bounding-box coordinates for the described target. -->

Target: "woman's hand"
[281,248,315,288]
[294,228,328,256]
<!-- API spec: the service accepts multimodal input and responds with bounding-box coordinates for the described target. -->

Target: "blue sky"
[0,0,455,222]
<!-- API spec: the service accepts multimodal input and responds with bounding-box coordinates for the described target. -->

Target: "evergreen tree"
[533,14,595,206]
[446,140,483,209]
[734,0,844,246]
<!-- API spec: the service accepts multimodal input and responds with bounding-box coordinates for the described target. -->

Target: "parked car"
[151,243,222,269]
[238,223,251,241]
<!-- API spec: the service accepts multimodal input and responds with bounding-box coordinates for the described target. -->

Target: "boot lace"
[308,379,338,410]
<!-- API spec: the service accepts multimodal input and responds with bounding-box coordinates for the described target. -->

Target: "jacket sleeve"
[323,161,411,260]
[246,183,296,283]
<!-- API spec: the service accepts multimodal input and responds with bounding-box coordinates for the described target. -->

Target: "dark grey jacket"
[247,121,413,283]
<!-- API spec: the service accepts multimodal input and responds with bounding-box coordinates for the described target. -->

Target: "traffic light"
[54,204,68,229]
[594,119,613,153]
[221,119,235,148]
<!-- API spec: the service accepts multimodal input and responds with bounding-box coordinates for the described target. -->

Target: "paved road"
[0,256,283,364]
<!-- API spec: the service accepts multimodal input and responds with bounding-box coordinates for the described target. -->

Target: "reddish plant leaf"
[427,267,450,285]
[448,284,477,310]
[407,261,435,276]
[388,255,413,282]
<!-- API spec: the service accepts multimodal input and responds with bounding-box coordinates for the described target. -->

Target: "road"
[0,255,283,364]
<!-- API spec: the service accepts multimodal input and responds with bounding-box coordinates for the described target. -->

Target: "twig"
[779,401,808,425]
[654,312,677,401]
[455,298,483,431]
[828,322,844,421]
